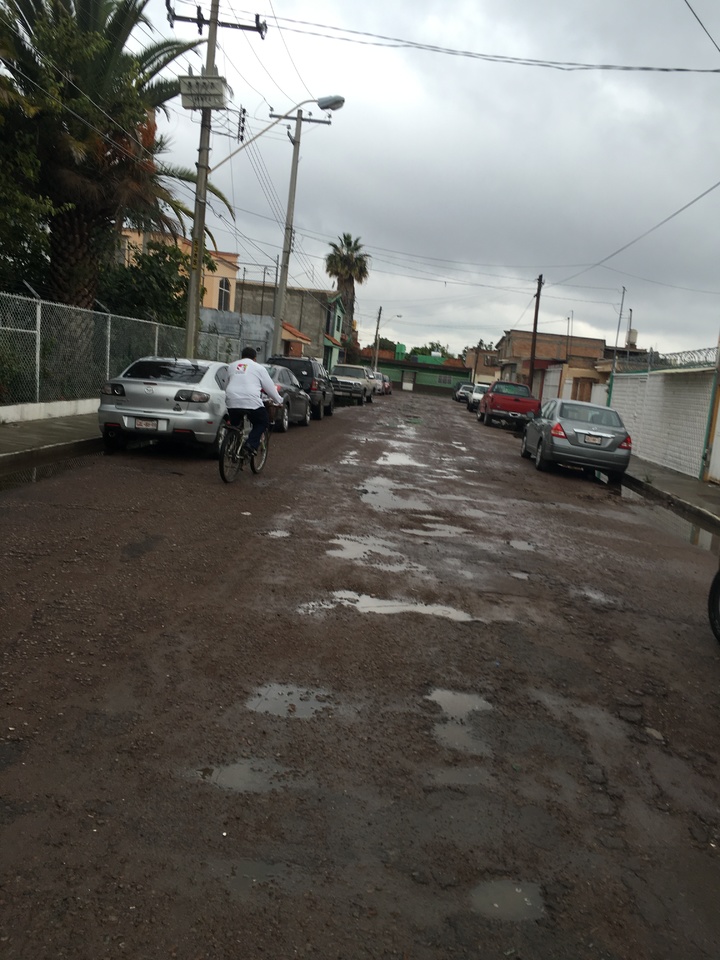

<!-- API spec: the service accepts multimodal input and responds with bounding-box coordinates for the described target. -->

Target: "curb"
[622,473,720,535]
[0,436,104,472]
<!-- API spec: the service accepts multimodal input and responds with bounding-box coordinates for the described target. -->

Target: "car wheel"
[483,409,493,427]
[534,439,548,471]
[366,391,373,403]
[313,399,324,420]
[277,403,290,432]
[605,470,623,484]
[520,432,531,459]
[325,397,334,416]
[301,402,311,427]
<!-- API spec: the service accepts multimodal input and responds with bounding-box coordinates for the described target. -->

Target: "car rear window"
[123,360,208,383]
[560,403,622,426]
[279,360,312,377]
[494,383,530,396]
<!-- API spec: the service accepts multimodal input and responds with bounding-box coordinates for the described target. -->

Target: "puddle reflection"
[427,688,493,756]
[247,683,338,718]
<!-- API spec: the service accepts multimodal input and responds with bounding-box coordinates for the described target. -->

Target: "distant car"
[382,374,392,395]
[371,370,385,395]
[266,355,334,419]
[331,364,375,404]
[262,364,311,432]
[98,356,229,454]
[467,383,488,411]
[520,398,632,481]
[454,383,474,402]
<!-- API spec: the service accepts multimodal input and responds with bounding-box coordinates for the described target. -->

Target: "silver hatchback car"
[98,356,228,452]
[520,398,632,481]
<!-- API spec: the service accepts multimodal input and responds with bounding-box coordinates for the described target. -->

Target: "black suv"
[266,356,335,419]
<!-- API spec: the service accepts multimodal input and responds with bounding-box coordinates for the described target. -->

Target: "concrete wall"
[611,369,714,477]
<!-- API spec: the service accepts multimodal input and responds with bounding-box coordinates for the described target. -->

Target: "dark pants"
[228,406,268,451]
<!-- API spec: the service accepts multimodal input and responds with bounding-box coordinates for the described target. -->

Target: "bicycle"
[218,404,274,483]
[708,569,720,644]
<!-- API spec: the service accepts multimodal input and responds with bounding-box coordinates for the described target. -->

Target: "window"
[218,278,231,311]
[438,375,452,385]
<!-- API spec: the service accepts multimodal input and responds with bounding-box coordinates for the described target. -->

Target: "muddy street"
[1,392,719,960]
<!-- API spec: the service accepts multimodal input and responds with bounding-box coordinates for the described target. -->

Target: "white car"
[98,356,229,453]
[371,370,385,394]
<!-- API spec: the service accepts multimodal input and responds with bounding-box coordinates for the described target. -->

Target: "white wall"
[611,369,714,477]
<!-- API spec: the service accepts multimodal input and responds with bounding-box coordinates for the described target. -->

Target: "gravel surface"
[1,392,719,960]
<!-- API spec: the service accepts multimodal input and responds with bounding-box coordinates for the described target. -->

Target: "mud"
[1,392,719,959]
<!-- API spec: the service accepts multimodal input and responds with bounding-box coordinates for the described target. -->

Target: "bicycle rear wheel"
[250,431,269,473]
[708,570,720,643]
[219,429,244,483]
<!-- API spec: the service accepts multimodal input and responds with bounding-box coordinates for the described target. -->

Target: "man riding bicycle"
[224,347,284,455]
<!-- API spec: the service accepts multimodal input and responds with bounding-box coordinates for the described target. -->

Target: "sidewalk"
[2,412,720,530]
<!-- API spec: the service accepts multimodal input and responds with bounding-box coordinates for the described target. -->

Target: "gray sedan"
[520,398,632,481]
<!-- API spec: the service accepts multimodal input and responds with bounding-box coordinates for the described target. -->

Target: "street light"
[271,96,345,356]
[184,94,344,359]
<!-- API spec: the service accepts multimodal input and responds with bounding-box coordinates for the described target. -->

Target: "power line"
[683,0,720,56]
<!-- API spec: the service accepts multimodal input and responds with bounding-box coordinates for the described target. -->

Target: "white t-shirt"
[224,358,284,410]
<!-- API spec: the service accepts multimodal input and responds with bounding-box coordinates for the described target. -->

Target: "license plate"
[135,418,158,430]
[584,434,602,445]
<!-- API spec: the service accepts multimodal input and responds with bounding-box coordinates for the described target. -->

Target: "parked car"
[263,364,311,431]
[520,398,632,481]
[98,356,229,453]
[331,364,376,404]
[382,374,392,395]
[454,382,474,402]
[267,355,334,419]
[371,370,385,395]
[467,383,488,411]
[478,380,541,427]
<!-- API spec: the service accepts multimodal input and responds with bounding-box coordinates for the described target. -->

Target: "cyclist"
[223,347,284,455]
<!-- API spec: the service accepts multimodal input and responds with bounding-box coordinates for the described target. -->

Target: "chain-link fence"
[0,291,245,407]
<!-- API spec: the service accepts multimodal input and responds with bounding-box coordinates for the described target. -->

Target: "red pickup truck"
[478,380,541,428]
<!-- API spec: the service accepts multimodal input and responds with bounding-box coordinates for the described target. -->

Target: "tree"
[0,0,202,307]
[97,240,216,326]
[410,341,451,358]
[378,336,396,352]
[325,234,370,329]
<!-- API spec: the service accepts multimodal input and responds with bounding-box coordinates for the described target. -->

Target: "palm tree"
[325,233,370,330]
[0,0,202,307]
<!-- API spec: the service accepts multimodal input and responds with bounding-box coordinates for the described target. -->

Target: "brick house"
[495,329,606,400]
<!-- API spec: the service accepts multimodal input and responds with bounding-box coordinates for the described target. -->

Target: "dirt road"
[2,392,719,959]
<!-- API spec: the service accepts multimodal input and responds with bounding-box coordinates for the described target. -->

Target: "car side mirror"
[526,412,535,421]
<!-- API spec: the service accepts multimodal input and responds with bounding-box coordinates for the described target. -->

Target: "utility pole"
[171,3,267,358]
[527,274,543,393]
[372,306,382,370]
[607,285,626,406]
[271,108,335,357]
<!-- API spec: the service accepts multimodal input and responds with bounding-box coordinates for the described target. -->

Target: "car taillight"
[619,435,632,450]
[101,383,125,396]
[174,390,210,402]
[275,384,284,393]
[310,379,319,390]
[550,421,567,439]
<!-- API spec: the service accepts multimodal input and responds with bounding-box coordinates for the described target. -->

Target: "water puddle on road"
[326,536,426,573]
[427,688,493,756]
[246,683,338,718]
[266,530,290,538]
[507,540,536,552]
[401,520,470,538]
[195,757,297,793]
[299,590,475,622]
[358,477,428,511]
[470,880,545,920]
[376,451,424,467]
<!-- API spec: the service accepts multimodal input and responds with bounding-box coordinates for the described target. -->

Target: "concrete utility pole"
[372,306,382,370]
[527,274,543,393]
[607,285,626,406]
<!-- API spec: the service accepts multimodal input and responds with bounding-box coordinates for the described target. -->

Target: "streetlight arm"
[210,99,317,173]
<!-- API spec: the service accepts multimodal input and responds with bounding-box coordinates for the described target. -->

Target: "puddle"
[510,571,530,580]
[358,476,428,512]
[0,452,103,492]
[622,487,720,553]
[507,540,536,552]
[402,521,470,537]
[376,452,424,467]
[299,590,475,622]
[246,683,338,718]
[573,586,615,606]
[208,858,288,895]
[267,530,290,538]
[470,880,545,920]
[327,535,401,560]
[195,757,297,793]
[427,688,493,756]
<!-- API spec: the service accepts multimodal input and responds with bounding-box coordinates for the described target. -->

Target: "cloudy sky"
[147,0,720,357]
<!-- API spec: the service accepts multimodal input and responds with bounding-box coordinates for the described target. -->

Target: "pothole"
[470,880,545,920]
[299,590,475,622]
[427,688,493,756]
[246,683,338,718]
[194,758,303,793]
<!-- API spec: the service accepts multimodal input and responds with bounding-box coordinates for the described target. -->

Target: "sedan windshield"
[123,360,208,383]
